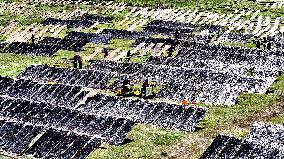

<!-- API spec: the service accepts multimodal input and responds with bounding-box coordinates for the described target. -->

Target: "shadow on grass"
[194,126,205,132]
[121,138,134,145]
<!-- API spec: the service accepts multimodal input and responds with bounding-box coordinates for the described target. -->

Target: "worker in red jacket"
[181,99,188,105]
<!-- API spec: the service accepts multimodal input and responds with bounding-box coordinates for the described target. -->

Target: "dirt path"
[235,98,284,128]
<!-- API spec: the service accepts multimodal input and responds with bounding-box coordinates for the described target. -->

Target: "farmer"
[31,34,35,46]
[141,79,149,97]
[256,40,261,49]
[127,50,131,57]
[167,46,174,57]
[122,78,130,94]
[103,47,109,58]
[174,30,180,39]
[73,54,82,68]
[126,50,131,62]
[262,37,267,49]
[78,55,83,69]
[267,41,271,50]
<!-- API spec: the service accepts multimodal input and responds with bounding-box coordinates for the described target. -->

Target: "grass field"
[1,0,284,158]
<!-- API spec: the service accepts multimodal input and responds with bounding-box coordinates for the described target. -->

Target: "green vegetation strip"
[90,124,187,159]
[269,115,284,124]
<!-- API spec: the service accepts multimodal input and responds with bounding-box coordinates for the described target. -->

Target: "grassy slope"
[1,1,284,159]
[111,0,229,9]
[89,1,284,159]
[90,93,279,159]
[269,115,284,124]
[0,43,98,77]
[90,124,187,159]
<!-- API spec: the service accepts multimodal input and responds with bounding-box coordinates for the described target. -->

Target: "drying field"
[1,0,284,158]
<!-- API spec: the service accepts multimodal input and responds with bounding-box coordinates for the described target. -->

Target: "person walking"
[103,47,109,58]
[31,34,35,46]
[73,54,82,68]
[78,55,83,69]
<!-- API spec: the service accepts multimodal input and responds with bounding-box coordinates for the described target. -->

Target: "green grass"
[113,9,130,20]
[90,72,284,159]
[90,62,284,159]
[0,50,77,77]
[201,93,279,129]
[57,28,72,38]
[109,0,284,21]
[235,129,249,139]
[89,124,186,159]
[129,54,149,63]
[112,0,229,9]
[269,115,284,124]
[75,43,107,66]
[17,15,45,26]
[0,155,13,159]
[111,22,129,30]
[223,41,256,49]
[33,3,74,13]
[151,82,163,94]
[92,53,105,61]
[267,72,284,93]
[108,39,134,51]
[0,0,21,2]
[0,10,18,26]
[83,43,106,61]
[0,54,54,77]
[0,2,74,27]
[87,92,280,159]
[96,23,112,29]
[0,35,6,42]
